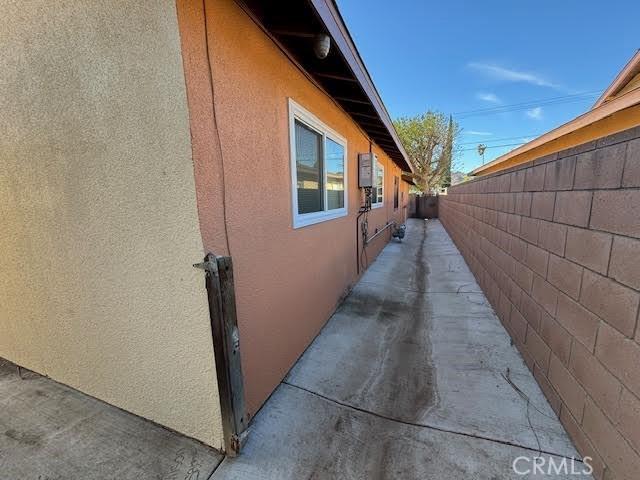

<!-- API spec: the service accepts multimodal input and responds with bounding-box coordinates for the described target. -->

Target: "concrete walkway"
[1,220,589,479]
[0,359,223,479]
[213,219,590,479]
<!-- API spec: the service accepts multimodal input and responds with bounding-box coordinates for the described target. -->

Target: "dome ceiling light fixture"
[313,34,330,59]
[271,30,331,60]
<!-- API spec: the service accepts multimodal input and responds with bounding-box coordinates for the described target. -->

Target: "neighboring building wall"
[176,0,407,416]
[0,1,223,448]
[440,126,640,480]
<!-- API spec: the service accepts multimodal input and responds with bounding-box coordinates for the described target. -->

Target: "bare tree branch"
[394,112,461,194]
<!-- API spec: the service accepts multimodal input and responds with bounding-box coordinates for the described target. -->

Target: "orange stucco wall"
[176,0,408,417]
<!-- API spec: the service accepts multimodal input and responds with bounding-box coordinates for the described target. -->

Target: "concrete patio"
[0,219,590,479]
[212,219,590,479]
[0,360,223,479]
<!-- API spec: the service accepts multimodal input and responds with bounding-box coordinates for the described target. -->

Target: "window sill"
[293,208,348,229]
[372,203,384,209]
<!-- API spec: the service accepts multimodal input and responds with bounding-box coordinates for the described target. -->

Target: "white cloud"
[465,130,493,136]
[525,107,543,119]
[476,92,501,103]
[468,62,563,90]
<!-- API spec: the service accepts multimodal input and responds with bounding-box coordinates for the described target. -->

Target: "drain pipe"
[356,208,366,275]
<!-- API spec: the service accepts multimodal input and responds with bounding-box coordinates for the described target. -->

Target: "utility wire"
[203,0,232,256]
[453,91,601,119]
[454,91,601,115]
[459,142,526,152]
[456,96,598,118]
[459,134,541,145]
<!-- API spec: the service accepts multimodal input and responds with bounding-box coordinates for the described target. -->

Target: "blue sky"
[338,0,640,173]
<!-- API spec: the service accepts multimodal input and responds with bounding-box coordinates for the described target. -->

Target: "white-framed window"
[372,159,384,208]
[288,99,347,228]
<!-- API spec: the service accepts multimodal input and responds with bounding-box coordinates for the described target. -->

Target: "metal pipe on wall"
[364,221,395,245]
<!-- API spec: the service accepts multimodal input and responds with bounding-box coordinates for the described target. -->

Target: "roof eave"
[235,0,412,174]
[592,50,640,109]
[310,0,413,173]
[401,173,416,186]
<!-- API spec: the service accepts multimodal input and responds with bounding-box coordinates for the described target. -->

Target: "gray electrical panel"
[358,152,376,188]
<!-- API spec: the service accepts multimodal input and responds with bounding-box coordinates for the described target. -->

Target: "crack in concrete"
[526,399,542,455]
[500,367,562,458]
[282,381,583,463]
[501,369,558,421]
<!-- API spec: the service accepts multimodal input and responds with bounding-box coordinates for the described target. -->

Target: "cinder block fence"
[440,126,640,480]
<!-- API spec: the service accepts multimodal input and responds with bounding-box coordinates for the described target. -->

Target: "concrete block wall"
[440,126,640,480]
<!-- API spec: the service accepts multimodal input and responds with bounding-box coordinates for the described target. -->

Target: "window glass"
[290,100,348,228]
[325,138,345,210]
[295,120,323,214]
[374,162,384,205]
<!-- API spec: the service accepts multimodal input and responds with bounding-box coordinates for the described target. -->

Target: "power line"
[454,91,601,115]
[456,96,599,118]
[453,91,602,119]
[455,97,599,118]
[460,142,526,152]
[459,134,541,145]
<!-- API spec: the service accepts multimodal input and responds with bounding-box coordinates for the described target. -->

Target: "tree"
[394,111,460,194]
[441,115,454,188]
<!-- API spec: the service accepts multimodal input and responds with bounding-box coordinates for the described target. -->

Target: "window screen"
[374,162,384,205]
[290,100,348,228]
[295,120,323,214]
[325,138,345,210]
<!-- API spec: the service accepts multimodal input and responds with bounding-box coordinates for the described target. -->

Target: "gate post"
[195,253,247,456]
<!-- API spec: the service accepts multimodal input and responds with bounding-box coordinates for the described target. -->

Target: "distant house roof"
[471,50,640,176]
[593,50,640,109]
[237,0,413,173]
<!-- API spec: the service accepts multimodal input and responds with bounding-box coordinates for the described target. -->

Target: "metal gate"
[409,194,439,219]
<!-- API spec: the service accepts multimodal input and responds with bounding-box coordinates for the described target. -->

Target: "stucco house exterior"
[1,0,412,453]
